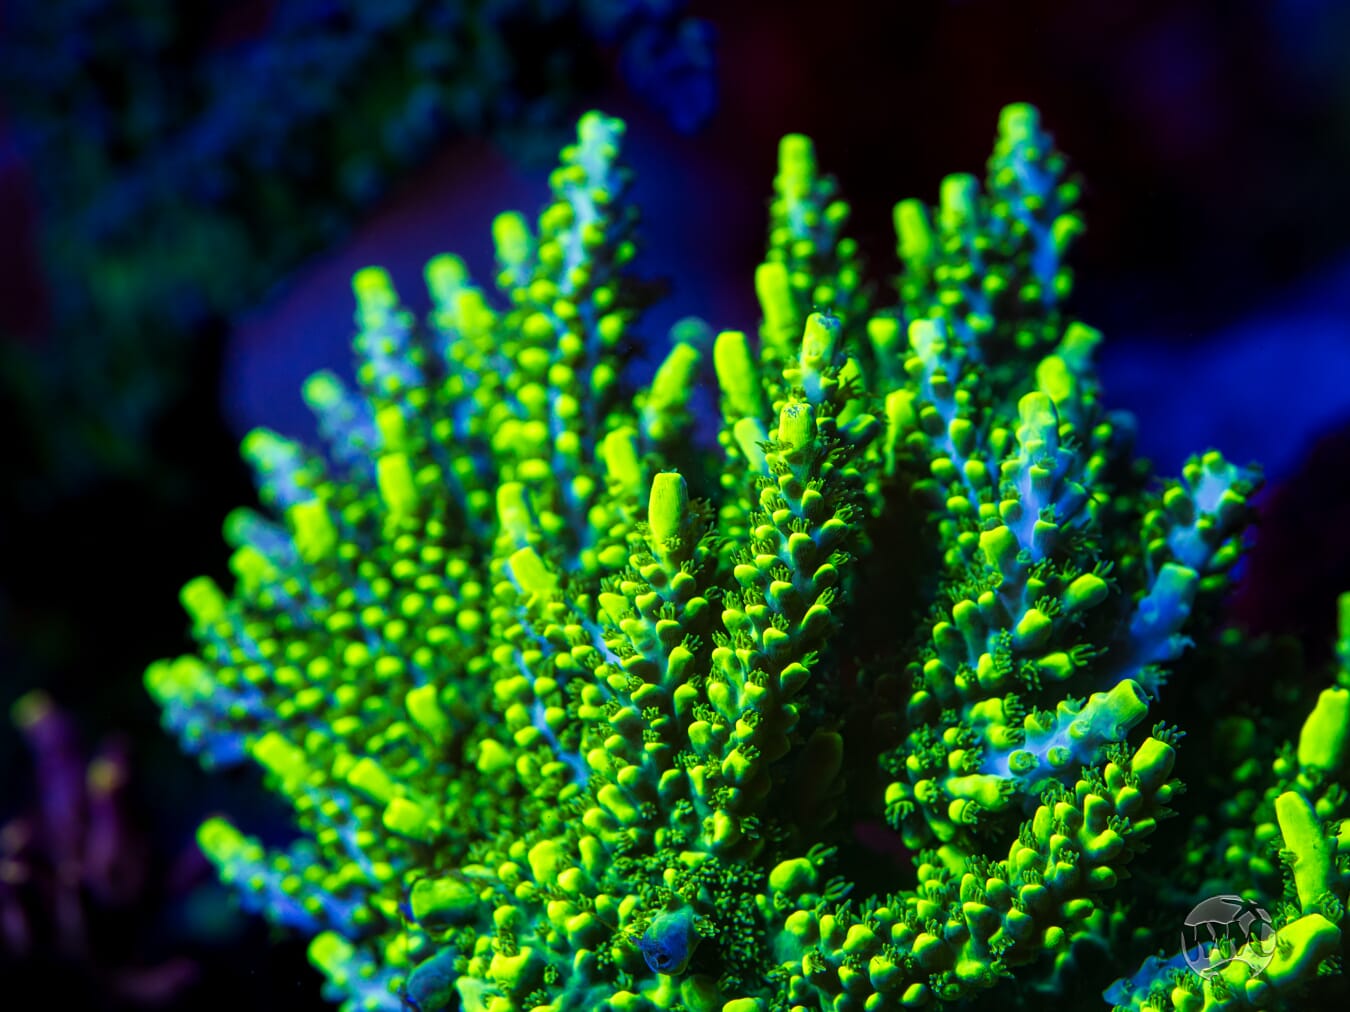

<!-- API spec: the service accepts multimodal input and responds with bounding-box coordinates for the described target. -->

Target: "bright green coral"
[147,107,1348,1011]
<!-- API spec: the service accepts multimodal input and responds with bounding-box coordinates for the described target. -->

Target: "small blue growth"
[638,906,699,975]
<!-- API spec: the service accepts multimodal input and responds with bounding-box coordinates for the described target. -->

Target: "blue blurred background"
[3,0,1350,1007]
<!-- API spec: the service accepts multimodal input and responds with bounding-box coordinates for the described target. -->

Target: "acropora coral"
[147,106,1350,1010]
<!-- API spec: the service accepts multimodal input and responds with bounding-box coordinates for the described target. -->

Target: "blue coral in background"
[584,0,716,132]
[0,0,715,493]
[143,105,1350,1009]
[1101,257,1350,480]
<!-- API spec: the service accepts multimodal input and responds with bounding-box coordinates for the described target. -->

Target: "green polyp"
[648,344,701,413]
[196,816,247,864]
[1012,608,1052,650]
[143,653,206,707]
[1130,737,1176,794]
[507,546,555,598]
[1035,354,1074,405]
[410,876,480,931]
[946,774,1009,810]
[384,796,437,841]
[733,417,768,473]
[602,428,642,498]
[714,330,764,420]
[799,312,838,374]
[229,545,272,592]
[598,313,625,344]
[755,261,793,333]
[476,738,512,774]
[907,316,942,353]
[679,975,721,1012]
[1096,679,1148,735]
[406,684,450,739]
[1297,687,1350,772]
[1016,391,1057,446]
[1063,572,1108,612]
[998,102,1040,143]
[251,731,309,791]
[978,525,1018,572]
[776,402,815,458]
[352,264,395,307]
[598,783,639,825]
[376,403,408,450]
[1275,791,1333,911]
[180,575,228,626]
[767,857,817,896]
[1058,320,1101,364]
[301,369,342,409]
[346,756,397,803]
[288,499,337,563]
[424,252,467,302]
[778,133,815,185]
[377,452,418,519]
[308,931,355,979]
[867,315,903,359]
[938,173,977,229]
[598,592,630,626]
[492,210,531,267]
[894,198,933,266]
[495,481,537,544]
[648,472,690,551]
[527,839,566,885]
[1227,913,1339,991]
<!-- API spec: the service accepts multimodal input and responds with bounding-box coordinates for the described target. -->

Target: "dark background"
[3,0,1350,1007]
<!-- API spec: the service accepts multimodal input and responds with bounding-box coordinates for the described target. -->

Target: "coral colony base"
[147,107,1350,1011]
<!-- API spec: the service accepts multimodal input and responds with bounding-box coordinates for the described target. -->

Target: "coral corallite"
[147,107,1350,1011]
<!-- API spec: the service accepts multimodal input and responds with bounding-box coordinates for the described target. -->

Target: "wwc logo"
[1180,895,1278,980]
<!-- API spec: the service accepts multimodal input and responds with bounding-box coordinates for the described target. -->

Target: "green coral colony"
[147,106,1350,1011]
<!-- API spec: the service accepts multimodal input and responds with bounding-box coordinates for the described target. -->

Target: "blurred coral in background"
[0,0,714,497]
[2,691,201,1005]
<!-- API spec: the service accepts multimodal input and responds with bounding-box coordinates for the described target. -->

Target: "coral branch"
[146,106,1344,1012]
